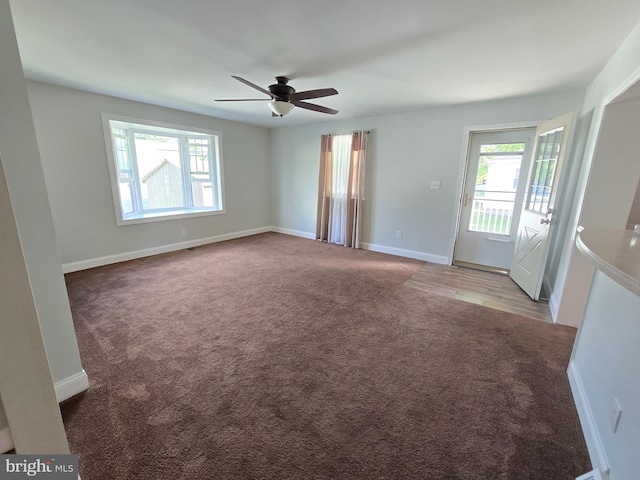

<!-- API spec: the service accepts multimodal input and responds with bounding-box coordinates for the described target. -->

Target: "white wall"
[0,61,83,386]
[0,157,69,453]
[270,90,585,263]
[626,175,640,228]
[544,107,594,299]
[550,99,640,326]
[0,0,75,449]
[582,101,640,228]
[569,270,640,479]
[26,81,271,268]
[545,18,640,478]
[551,18,640,326]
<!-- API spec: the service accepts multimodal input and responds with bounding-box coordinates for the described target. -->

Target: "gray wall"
[0,0,75,447]
[26,81,271,267]
[270,90,585,267]
[626,175,640,228]
[553,18,640,327]
[571,269,640,479]
[550,19,640,474]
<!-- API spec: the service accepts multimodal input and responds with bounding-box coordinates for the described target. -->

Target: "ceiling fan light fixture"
[268,100,294,117]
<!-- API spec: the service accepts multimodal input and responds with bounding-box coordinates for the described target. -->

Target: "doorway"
[556,75,640,327]
[454,128,535,271]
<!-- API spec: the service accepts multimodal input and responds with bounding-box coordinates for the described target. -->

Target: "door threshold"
[453,260,510,276]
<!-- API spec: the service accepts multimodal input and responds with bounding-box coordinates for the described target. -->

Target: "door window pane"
[526,128,564,213]
[469,143,525,235]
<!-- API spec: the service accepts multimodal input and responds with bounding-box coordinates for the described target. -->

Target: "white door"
[510,113,573,300]
[454,129,535,270]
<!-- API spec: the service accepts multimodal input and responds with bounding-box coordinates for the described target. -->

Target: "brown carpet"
[62,232,590,479]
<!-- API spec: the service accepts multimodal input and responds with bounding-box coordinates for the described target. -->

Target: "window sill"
[117,208,225,226]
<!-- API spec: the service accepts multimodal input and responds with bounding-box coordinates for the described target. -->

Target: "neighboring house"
[141,159,184,210]
[141,159,210,210]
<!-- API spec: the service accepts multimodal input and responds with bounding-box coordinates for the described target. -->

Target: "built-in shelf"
[575,227,640,296]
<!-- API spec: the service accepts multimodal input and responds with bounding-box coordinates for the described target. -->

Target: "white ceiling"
[9,0,640,128]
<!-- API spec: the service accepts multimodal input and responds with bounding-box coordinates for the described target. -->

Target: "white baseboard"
[54,369,89,403]
[360,242,448,264]
[0,427,14,453]
[270,227,315,240]
[0,370,89,453]
[63,226,450,273]
[62,227,271,273]
[568,361,610,475]
[576,469,610,480]
[549,290,560,324]
[267,231,448,263]
[543,273,560,324]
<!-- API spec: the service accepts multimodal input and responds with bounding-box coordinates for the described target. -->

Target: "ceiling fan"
[215,76,338,117]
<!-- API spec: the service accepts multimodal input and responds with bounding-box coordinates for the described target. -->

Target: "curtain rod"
[320,130,371,137]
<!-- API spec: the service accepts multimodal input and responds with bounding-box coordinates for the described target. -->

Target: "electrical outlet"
[430,180,441,190]
[181,228,187,236]
[396,230,402,239]
[610,398,622,433]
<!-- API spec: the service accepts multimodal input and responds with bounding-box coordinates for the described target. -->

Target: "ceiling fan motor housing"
[269,77,294,100]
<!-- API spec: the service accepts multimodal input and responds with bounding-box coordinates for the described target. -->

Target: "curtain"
[316,131,368,248]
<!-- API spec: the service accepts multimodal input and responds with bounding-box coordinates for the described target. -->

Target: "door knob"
[540,218,551,225]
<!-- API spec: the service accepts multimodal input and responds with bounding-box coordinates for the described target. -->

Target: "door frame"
[453,128,536,272]
[509,112,574,300]
[448,121,542,265]
[555,64,640,325]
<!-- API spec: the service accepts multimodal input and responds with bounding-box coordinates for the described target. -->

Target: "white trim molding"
[63,226,451,274]
[0,427,14,453]
[576,469,610,480]
[269,229,448,263]
[549,289,560,323]
[62,227,271,273]
[568,360,610,475]
[543,272,560,323]
[268,230,448,263]
[270,227,315,240]
[0,370,91,452]
[360,242,448,264]
[54,369,90,403]
[448,120,543,264]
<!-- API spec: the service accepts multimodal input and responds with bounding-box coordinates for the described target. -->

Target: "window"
[103,114,225,225]
[316,131,368,247]
[468,142,526,235]
[525,127,564,214]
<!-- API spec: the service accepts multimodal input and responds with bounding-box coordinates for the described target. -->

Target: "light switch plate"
[610,398,622,433]
[430,180,441,190]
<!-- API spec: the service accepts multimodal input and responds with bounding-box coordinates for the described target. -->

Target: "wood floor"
[404,263,553,322]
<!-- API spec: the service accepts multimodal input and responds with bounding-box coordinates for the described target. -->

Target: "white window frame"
[102,113,226,226]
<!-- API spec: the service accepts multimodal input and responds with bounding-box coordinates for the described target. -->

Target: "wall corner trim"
[575,469,610,480]
[0,369,89,453]
[549,290,560,323]
[0,427,14,453]
[54,369,89,403]
[568,360,610,475]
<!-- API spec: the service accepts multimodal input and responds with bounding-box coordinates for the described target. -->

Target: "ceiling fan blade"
[231,75,279,99]
[291,100,338,115]
[215,98,271,102]
[289,88,338,102]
